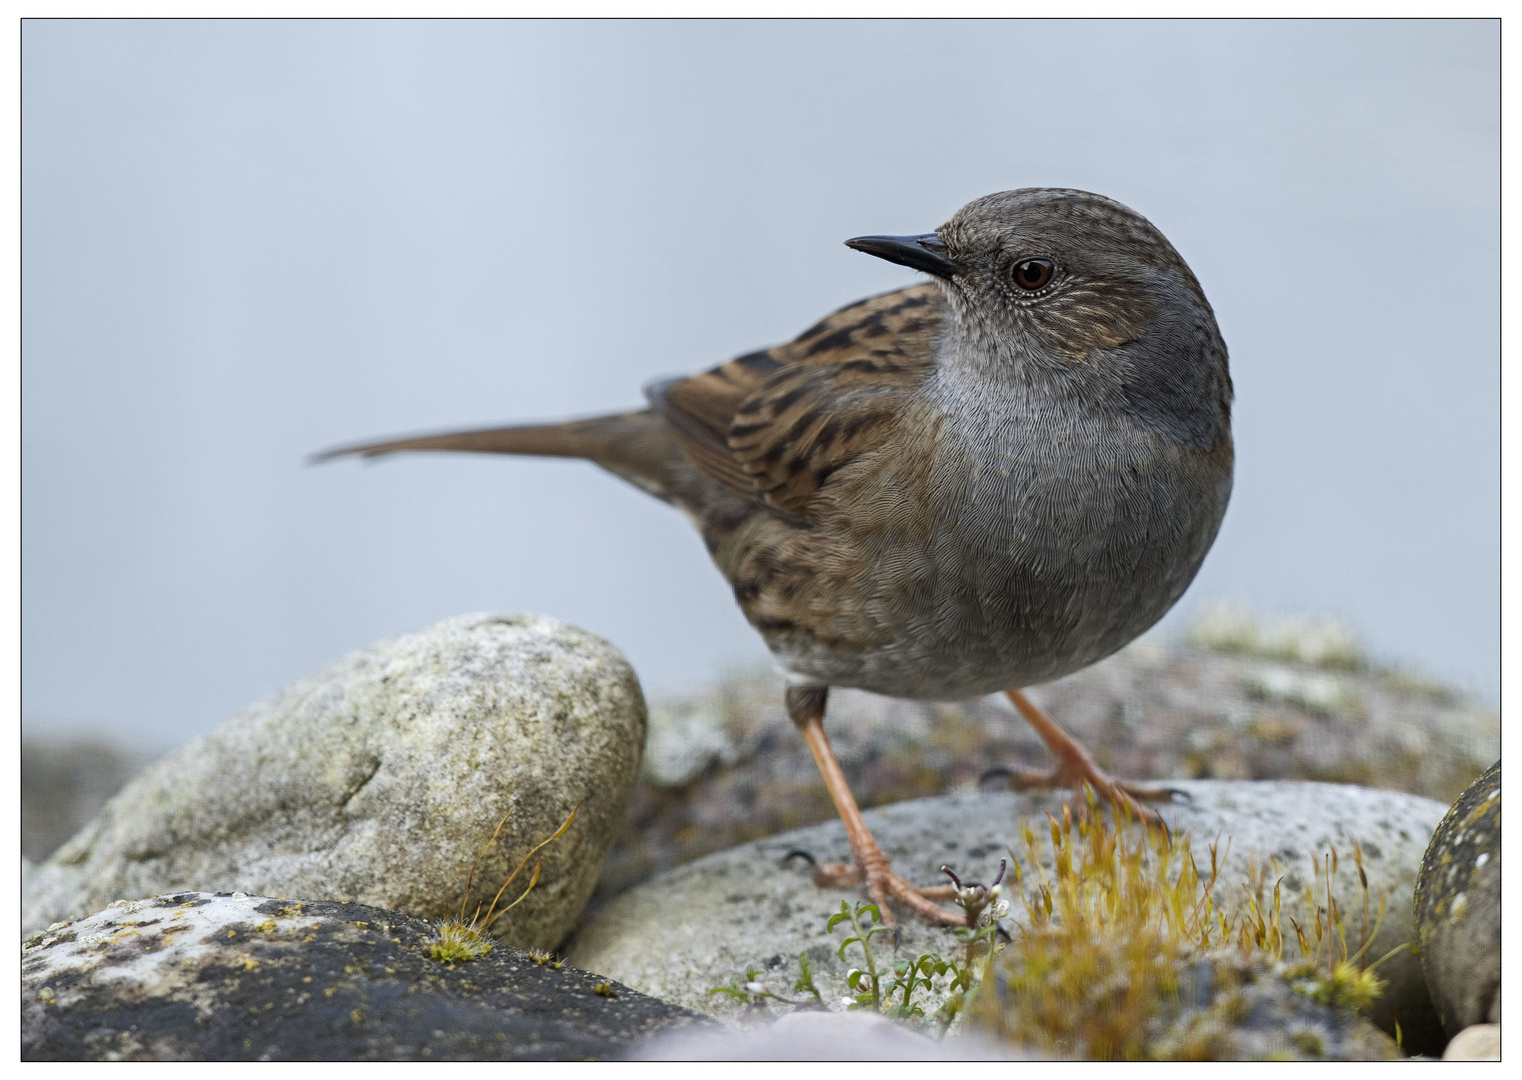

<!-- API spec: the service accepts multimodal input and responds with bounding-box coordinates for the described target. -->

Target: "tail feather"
[312,410,686,501]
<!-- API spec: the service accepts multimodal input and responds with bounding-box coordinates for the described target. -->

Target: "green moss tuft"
[427,920,494,963]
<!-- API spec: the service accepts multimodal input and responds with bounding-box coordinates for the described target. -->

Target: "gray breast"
[776,372,1231,700]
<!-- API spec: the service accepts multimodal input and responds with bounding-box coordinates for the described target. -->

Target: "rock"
[22,892,707,1061]
[591,619,1497,923]
[1413,761,1500,1036]
[23,613,647,950]
[22,735,161,862]
[1441,1024,1500,1061]
[567,781,1448,1055]
[633,1008,1023,1060]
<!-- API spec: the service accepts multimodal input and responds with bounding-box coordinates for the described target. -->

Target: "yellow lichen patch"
[1460,791,1500,830]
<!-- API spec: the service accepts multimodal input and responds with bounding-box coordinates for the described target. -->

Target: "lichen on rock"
[1413,760,1500,1037]
[22,892,707,1060]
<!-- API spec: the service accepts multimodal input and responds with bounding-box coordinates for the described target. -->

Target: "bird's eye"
[1013,259,1054,291]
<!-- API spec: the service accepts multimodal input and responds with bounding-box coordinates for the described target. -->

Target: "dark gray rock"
[24,613,647,949]
[1414,761,1500,1037]
[22,892,709,1061]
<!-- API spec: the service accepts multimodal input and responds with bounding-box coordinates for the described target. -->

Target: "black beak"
[844,232,958,278]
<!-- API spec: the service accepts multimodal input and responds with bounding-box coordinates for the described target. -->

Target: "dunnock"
[318,188,1233,926]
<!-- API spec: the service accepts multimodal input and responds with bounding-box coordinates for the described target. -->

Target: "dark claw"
[782,849,817,868]
[977,765,1015,789]
[890,926,901,951]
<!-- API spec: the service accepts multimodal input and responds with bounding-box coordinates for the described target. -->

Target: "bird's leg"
[1002,688,1178,827]
[785,687,963,929]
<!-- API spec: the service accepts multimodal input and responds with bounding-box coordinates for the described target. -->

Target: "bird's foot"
[998,688,1183,830]
[987,754,1182,829]
[803,851,964,929]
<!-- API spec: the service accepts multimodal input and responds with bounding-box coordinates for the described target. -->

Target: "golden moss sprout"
[968,790,1403,1059]
[426,801,583,964]
[971,798,1222,1058]
[1280,843,1404,1015]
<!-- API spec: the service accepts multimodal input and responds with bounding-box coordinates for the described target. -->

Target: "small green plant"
[709,957,824,1016]
[710,858,1010,1032]
[829,900,894,1012]
[426,801,582,964]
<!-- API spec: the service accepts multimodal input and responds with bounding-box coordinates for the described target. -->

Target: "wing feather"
[647,283,945,518]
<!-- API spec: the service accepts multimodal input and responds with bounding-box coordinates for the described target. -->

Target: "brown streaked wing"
[731,284,944,516]
[646,283,945,517]
[644,374,758,501]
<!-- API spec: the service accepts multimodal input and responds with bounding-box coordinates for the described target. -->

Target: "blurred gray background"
[22,19,1499,749]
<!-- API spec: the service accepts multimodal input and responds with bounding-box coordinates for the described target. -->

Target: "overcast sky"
[22,19,1499,747]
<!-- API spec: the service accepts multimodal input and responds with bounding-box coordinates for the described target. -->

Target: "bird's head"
[847,188,1232,449]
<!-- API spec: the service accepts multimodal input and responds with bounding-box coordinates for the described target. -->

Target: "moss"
[426,803,582,964]
[966,802,1399,1060]
[427,921,494,963]
[1291,1028,1326,1056]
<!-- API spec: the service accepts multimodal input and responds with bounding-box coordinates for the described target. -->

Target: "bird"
[316,188,1234,928]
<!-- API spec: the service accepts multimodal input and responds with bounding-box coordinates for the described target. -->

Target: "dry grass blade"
[479,800,583,931]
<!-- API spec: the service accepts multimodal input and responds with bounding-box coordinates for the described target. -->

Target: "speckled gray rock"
[22,892,707,1060]
[567,781,1447,1054]
[22,614,646,949]
[1414,761,1500,1037]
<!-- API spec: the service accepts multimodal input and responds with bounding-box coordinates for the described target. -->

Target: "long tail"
[311,410,685,502]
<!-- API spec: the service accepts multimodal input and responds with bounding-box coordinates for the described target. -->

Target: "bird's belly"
[755,445,1230,700]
